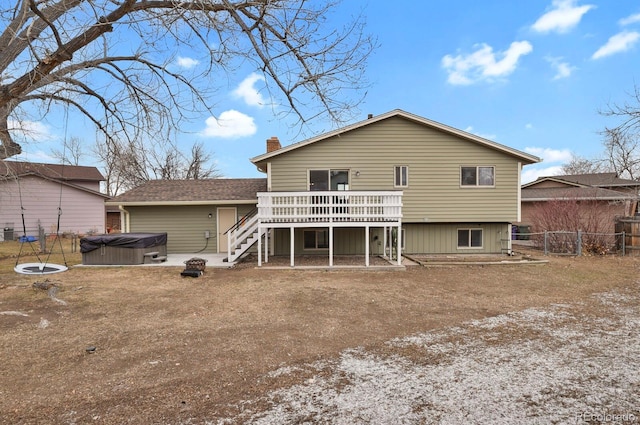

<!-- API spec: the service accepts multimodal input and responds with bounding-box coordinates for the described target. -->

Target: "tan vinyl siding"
[272,227,386,255]
[128,204,255,253]
[403,223,510,254]
[270,223,509,255]
[266,116,520,223]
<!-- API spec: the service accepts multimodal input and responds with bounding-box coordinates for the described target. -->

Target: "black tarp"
[80,233,167,253]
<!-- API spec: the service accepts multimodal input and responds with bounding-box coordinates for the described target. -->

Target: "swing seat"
[14,262,68,275]
[19,235,38,243]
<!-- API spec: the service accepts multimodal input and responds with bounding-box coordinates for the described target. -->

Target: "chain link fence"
[0,224,80,253]
[512,230,628,256]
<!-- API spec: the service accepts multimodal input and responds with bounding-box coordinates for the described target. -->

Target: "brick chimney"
[266,136,281,153]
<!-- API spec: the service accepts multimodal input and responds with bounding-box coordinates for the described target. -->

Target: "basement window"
[304,229,329,250]
[457,228,483,249]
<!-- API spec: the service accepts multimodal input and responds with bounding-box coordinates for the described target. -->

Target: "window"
[458,228,483,248]
[304,229,329,249]
[394,166,408,187]
[461,166,495,187]
[309,169,349,191]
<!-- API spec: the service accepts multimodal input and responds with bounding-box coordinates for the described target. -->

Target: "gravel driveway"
[218,284,640,424]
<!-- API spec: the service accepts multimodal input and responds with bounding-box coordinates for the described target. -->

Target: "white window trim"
[460,165,495,188]
[394,165,409,188]
[457,228,483,249]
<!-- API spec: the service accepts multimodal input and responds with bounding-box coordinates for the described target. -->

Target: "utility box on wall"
[3,223,14,241]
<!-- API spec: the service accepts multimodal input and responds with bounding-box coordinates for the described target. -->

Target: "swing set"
[13,207,69,275]
[10,109,72,275]
[12,166,69,275]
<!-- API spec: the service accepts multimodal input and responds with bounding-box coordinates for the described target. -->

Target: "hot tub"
[81,233,168,265]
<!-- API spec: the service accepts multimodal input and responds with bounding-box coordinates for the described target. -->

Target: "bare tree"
[600,85,640,180]
[184,142,217,180]
[560,154,605,175]
[529,197,616,255]
[50,136,84,165]
[601,127,640,180]
[0,0,376,160]
[94,137,221,196]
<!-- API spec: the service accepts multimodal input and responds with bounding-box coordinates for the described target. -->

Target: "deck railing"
[257,191,402,223]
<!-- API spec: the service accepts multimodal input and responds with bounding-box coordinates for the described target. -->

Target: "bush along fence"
[513,230,632,256]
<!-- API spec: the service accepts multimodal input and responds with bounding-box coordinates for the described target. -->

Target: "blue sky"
[14,0,640,183]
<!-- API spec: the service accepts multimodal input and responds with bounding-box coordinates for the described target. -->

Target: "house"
[106,178,267,253]
[0,161,108,240]
[519,173,640,234]
[107,110,539,266]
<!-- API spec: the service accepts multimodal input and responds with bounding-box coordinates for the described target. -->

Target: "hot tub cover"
[80,233,167,253]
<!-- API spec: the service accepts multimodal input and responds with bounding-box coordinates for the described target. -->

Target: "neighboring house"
[0,161,108,239]
[108,109,539,266]
[519,173,640,233]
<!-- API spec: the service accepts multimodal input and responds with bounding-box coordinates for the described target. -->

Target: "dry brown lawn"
[0,245,638,424]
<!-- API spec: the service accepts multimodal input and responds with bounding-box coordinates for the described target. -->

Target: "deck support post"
[396,222,402,266]
[257,224,262,267]
[264,227,269,263]
[290,226,295,267]
[365,225,370,266]
[329,225,334,267]
[383,225,388,258]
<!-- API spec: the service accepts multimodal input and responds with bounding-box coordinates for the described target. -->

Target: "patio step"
[144,252,168,264]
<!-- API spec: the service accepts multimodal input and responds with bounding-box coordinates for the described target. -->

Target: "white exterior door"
[217,207,236,253]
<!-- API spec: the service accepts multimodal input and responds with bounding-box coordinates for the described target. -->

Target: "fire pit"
[181,257,207,277]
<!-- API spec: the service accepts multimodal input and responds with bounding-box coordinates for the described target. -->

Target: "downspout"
[118,205,130,233]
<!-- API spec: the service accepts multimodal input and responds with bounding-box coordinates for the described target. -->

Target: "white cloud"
[442,41,533,85]
[200,110,257,138]
[463,126,496,140]
[545,56,576,80]
[619,13,640,26]
[521,165,565,184]
[16,150,58,163]
[525,123,534,130]
[592,31,640,59]
[232,72,267,107]
[524,147,572,163]
[8,119,55,142]
[176,56,199,69]
[532,0,595,34]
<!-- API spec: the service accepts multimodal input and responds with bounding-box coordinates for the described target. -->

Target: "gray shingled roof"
[527,173,640,188]
[108,178,267,204]
[522,186,635,201]
[0,160,104,181]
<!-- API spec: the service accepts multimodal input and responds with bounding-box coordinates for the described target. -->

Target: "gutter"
[104,200,258,207]
[522,196,635,202]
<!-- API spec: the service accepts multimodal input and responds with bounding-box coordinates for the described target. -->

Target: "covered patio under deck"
[255,191,403,267]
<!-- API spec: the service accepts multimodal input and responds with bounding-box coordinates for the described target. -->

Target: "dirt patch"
[0,249,638,424]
